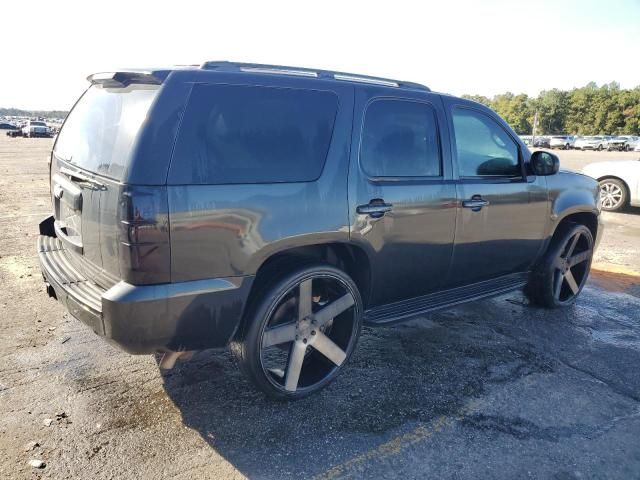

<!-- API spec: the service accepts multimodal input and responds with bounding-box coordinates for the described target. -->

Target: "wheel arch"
[552,211,599,243]
[596,175,630,197]
[248,242,373,310]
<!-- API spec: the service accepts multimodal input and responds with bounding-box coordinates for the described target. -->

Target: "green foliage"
[464,83,640,135]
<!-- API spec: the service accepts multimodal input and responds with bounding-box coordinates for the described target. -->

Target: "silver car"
[549,135,575,149]
[608,135,638,151]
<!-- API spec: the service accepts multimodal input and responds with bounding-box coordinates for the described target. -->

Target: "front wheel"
[599,178,627,212]
[526,224,594,308]
[233,264,362,400]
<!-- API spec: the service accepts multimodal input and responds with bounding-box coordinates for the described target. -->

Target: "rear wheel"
[599,178,627,212]
[526,224,594,308]
[233,264,362,400]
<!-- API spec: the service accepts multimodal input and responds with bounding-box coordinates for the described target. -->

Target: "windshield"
[31,121,46,126]
[54,84,159,180]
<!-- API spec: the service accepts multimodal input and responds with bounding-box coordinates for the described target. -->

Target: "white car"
[582,160,640,211]
[575,136,608,151]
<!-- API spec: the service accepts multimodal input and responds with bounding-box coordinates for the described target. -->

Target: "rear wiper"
[52,151,72,163]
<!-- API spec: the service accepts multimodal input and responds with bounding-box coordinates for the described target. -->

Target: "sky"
[2,0,639,111]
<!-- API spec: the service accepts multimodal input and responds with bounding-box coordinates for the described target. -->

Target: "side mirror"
[530,151,560,176]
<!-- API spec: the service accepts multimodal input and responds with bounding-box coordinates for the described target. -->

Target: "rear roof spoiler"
[87,71,164,87]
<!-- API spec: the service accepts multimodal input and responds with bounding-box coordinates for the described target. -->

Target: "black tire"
[232,263,363,400]
[597,144,603,151]
[526,223,594,308]
[598,178,628,212]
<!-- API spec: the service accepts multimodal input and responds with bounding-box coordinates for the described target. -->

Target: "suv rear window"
[54,84,159,180]
[169,84,338,184]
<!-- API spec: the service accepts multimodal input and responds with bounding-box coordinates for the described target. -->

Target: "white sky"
[2,0,639,111]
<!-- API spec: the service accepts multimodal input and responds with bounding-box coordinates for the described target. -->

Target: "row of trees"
[0,108,68,119]
[463,82,640,136]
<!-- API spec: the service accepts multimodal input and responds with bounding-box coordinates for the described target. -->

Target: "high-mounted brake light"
[87,71,162,87]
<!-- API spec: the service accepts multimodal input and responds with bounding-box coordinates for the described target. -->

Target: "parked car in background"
[37,62,603,399]
[549,135,575,149]
[22,120,51,138]
[6,128,23,137]
[533,136,550,148]
[608,135,638,151]
[583,160,640,212]
[519,135,532,146]
[0,122,17,130]
[575,136,608,150]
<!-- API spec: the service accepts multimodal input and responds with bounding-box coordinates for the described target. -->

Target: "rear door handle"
[357,200,393,218]
[462,196,490,211]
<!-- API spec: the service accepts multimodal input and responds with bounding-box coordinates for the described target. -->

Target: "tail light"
[118,186,171,285]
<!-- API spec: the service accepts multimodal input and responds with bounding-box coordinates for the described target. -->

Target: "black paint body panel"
[37,65,602,353]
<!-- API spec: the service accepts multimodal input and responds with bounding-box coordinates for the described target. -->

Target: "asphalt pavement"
[1,137,639,479]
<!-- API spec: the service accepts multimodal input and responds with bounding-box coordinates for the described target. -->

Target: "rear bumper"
[37,216,254,354]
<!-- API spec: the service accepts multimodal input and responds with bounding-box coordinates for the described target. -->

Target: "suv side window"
[452,108,520,177]
[170,84,338,184]
[360,99,441,177]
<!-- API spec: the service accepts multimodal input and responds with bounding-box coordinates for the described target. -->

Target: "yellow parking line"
[591,262,640,278]
[315,399,484,480]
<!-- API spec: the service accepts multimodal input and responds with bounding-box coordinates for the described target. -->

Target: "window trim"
[358,97,444,182]
[451,106,525,181]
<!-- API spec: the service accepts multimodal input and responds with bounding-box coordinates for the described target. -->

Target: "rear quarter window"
[169,84,339,184]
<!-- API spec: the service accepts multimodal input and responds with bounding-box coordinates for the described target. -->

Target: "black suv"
[38,62,602,399]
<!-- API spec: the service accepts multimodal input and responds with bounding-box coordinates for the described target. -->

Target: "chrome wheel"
[259,274,358,394]
[552,230,593,303]
[599,180,626,211]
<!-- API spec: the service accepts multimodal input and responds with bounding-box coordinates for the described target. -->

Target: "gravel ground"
[1,136,639,479]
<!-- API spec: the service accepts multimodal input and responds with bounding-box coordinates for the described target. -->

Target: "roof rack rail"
[200,61,430,91]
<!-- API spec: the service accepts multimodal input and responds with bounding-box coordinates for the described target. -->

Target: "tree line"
[0,108,69,119]
[463,82,640,136]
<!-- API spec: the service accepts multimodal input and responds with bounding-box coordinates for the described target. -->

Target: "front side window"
[360,99,441,177]
[170,84,338,184]
[452,108,520,177]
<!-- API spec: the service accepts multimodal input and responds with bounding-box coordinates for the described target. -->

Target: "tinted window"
[55,84,159,180]
[171,84,338,184]
[360,99,441,177]
[452,108,520,177]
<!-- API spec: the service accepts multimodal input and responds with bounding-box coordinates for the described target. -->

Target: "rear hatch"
[50,81,162,288]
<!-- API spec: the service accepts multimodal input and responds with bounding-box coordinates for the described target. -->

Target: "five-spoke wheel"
[233,264,362,400]
[526,223,594,308]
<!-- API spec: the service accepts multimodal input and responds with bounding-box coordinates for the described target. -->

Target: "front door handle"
[357,199,393,218]
[462,195,490,211]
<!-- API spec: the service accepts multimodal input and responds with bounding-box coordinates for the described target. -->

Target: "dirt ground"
[1,135,639,479]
